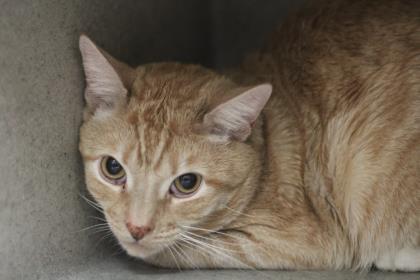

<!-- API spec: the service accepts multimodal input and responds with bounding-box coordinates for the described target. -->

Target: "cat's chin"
[120,240,163,259]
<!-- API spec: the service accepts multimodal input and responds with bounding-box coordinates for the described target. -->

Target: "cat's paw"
[375,248,420,272]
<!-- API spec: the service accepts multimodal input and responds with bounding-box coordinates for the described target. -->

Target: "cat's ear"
[200,84,272,142]
[79,35,135,113]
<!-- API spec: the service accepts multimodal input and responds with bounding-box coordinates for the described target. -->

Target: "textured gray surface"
[34,258,420,280]
[0,0,418,279]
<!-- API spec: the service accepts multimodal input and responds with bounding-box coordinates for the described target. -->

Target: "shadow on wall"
[80,0,304,68]
[80,0,213,68]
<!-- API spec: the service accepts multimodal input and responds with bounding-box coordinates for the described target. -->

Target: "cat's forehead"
[132,63,214,94]
[89,111,197,173]
[80,62,231,166]
[128,63,231,110]
[122,64,215,128]
[124,94,200,138]
[119,109,199,173]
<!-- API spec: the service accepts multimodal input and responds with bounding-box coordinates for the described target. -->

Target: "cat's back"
[246,0,420,269]
[249,0,420,98]
[253,0,420,190]
[244,0,420,128]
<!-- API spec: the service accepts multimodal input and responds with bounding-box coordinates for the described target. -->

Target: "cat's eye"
[100,156,126,184]
[170,173,202,198]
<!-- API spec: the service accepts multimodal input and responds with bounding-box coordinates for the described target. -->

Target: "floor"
[34,257,420,280]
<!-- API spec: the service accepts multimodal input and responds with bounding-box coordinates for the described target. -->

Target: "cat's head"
[78,35,271,260]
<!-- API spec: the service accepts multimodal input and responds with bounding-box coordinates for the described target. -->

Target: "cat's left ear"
[200,84,272,142]
[79,35,135,114]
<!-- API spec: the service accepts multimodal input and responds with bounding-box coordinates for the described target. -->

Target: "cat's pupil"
[179,173,197,189]
[106,157,122,175]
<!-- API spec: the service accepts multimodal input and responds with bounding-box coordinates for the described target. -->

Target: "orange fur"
[79,0,420,271]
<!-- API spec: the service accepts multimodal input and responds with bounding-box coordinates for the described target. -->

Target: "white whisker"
[171,243,194,270]
[88,226,112,236]
[79,193,104,213]
[88,215,107,222]
[181,224,273,257]
[180,224,250,243]
[223,205,260,219]
[179,231,274,280]
[74,223,108,233]
[94,231,114,248]
[176,238,210,261]
[183,231,242,253]
[174,241,217,280]
[179,233,251,270]
[173,242,200,271]
[180,233,249,267]
[167,245,182,271]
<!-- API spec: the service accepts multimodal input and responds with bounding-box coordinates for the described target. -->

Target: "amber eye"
[100,156,126,184]
[170,173,202,197]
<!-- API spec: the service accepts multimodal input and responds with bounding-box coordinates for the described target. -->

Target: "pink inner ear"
[79,35,128,111]
[203,84,272,141]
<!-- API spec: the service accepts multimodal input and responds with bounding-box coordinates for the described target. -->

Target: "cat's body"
[79,0,420,271]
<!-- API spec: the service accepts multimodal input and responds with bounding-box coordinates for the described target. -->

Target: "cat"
[78,0,420,271]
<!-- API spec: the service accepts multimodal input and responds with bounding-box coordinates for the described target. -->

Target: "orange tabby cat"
[78,0,420,271]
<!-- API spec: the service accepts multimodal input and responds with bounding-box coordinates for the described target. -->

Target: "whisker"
[88,226,112,236]
[74,223,109,233]
[177,235,209,257]
[175,236,208,258]
[94,231,114,248]
[181,234,273,279]
[178,227,273,279]
[167,245,182,272]
[178,237,225,268]
[88,216,107,222]
[173,242,200,271]
[223,205,260,219]
[183,230,246,249]
[175,241,217,280]
[180,234,241,265]
[79,193,104,213]
[180,233,240,257]
[181,225,269,264]
[79,193,101,207]
[179,234,252,270]
[179,237,225,268]
[180,224,272,263]
[171,243,192,270]
[180,225,250,243]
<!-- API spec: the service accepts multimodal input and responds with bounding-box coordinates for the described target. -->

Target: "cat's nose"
[126,222,152,241]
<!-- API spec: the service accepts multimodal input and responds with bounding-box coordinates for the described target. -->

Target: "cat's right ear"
[79,35,135,114]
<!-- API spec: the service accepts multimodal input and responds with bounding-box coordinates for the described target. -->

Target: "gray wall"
[0,1,301,279]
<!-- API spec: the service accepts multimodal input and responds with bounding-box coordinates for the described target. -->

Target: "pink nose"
[126,222,152,241]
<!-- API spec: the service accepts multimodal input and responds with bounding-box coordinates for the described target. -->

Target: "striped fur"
[79,0,420,271]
